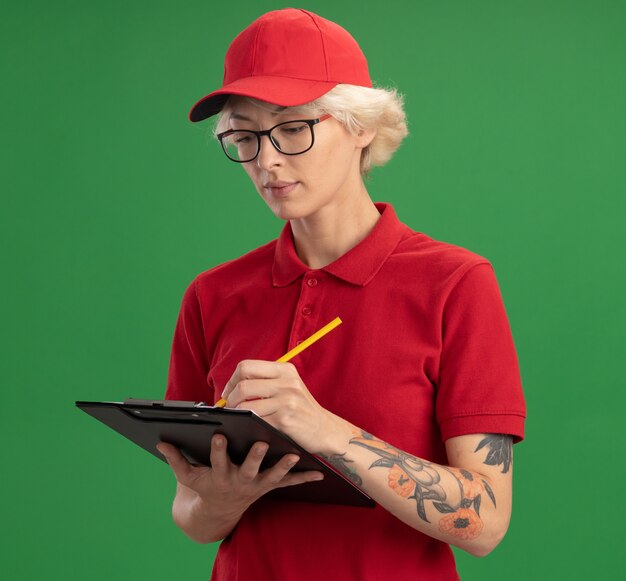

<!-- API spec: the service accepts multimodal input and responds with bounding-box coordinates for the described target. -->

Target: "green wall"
[2,0,623,578]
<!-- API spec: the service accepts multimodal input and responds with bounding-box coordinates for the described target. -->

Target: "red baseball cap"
[188,8,372,122]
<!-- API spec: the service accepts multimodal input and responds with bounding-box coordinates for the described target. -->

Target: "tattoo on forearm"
[475,434,513,473]
[318,453,363,487]
[350,431,497,541]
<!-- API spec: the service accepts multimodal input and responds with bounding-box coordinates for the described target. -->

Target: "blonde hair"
[213,84,408,175]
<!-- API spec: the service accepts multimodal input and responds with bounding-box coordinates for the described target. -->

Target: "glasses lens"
[270,121,314,154]
[221,131,258,162]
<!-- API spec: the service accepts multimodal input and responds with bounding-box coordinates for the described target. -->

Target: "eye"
[223,131,254,146]
[279,123,307,135]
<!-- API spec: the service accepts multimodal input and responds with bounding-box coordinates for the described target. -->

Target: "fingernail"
[156,445,167,457]
[213,436,224,447]
[312,473,324,481]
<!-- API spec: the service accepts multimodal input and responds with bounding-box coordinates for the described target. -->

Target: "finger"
[238,441,270,481]
[208,434,231,473]
[221,360,289,401]
[272,470,325,489]
[227,378,278,408]
[221,374,239,404]
[235,396,282,420]
[258,453,302,487]
[157,442,196,485]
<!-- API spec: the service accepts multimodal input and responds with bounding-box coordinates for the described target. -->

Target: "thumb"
[157,442,194,484]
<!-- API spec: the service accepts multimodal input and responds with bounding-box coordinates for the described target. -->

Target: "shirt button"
[302,306,313,315]
[306,278,319,287]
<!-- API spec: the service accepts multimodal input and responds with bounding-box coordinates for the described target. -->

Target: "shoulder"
[389,225,493,291]
[188,238,278,300]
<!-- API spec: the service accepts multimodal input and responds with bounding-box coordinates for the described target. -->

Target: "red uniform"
[166,203,526,580]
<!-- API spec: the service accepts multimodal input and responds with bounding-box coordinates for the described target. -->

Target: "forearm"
[220,360,515,555]
[319,421,512,557]
[171,483,244,544]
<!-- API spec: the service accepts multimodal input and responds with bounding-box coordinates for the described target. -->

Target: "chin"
[264,199,312,222]
[270,206,304,221]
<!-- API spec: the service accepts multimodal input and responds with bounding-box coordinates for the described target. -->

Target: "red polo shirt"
[166,203,526,581]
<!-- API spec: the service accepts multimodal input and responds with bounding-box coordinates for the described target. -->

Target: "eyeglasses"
[217,114,332,163]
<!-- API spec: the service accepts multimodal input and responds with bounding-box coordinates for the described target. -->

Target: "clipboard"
[76,399,375,508]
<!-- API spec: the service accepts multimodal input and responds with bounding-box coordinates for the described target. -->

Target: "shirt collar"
[272,203,409,287]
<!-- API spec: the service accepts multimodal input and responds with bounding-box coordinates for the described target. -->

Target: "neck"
[290,187,381,269]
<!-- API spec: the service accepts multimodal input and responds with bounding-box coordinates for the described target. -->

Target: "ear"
[355,128,376,150]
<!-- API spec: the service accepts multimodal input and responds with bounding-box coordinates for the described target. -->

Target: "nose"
[255,134,283,170]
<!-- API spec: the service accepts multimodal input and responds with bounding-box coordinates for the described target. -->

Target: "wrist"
[314,412,356,456]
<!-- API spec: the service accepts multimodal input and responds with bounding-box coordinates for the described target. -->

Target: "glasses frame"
[217,114,332,163]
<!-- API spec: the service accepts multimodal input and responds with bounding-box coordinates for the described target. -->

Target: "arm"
[222,360,514,556]
[321,428,513,557]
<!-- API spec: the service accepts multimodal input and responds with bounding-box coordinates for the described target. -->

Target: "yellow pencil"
[213,316,342,408]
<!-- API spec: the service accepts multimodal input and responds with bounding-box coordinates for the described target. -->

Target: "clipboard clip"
[123,398,209,409]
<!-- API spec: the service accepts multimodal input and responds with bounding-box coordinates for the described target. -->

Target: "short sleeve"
[165,279,211,402]
[436,262,526,442]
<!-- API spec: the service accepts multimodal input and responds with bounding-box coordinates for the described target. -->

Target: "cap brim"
[188,76,340,122]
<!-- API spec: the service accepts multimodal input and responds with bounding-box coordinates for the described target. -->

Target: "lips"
[263,181,299,196]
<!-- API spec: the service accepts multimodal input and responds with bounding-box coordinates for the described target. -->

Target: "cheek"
[316,143,356,186]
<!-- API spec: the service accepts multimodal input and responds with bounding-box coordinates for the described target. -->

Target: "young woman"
[158,9,526,581]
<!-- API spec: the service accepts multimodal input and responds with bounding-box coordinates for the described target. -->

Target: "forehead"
[228,97,287,122]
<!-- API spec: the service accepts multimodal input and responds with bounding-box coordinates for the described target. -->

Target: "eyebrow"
[230,113,253,121]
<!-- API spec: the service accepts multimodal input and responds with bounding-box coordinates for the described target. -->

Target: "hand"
[221,359,352,455]
[157,434,324,515]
